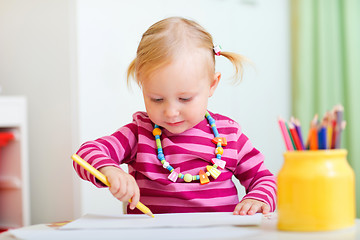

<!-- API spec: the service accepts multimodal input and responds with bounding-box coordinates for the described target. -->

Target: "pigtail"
[219,51,249,84]
[126,58,137,87]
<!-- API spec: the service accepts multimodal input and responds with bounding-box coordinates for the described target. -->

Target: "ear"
[209,72,221,97]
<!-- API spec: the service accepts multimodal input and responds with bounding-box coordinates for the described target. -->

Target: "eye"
[151,98,163,103]
[179,97,192,102]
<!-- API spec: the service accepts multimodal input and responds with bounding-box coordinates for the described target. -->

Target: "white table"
[1,213,359,240]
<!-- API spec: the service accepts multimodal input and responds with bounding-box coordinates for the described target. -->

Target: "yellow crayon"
[71,154,154,218]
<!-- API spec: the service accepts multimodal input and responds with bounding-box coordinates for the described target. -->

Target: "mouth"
[166,121,184,127]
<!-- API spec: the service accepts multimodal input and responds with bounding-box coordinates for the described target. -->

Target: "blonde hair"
[127,17,246,87]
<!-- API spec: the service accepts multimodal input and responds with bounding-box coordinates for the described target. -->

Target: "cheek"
[186,98,209,117]
[144,102,160,121]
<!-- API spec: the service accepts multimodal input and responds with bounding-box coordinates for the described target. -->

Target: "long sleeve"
[233,128,277,211]
[73,121,139,188]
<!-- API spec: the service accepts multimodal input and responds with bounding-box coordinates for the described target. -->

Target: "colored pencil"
[326,111,333,149]
[278,117,293,151]
[330,114,337,149]
[334,105,344,149]
[318,126,327,149]
[285,121,296,150]
[288,122,303,150]
[309,115,319,150]
[293,118,305,150]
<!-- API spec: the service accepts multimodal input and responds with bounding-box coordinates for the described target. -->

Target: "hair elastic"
[213,45,222,56]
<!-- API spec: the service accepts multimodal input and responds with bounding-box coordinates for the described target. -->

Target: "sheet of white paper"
[61,212,262,230]
[8,225,261,240]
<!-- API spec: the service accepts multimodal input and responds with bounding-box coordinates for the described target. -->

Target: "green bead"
[156,138,162,148]
[184,173,193,183]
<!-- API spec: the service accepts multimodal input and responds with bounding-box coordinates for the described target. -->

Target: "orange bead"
[199,169,210,185]
[215,147,223,155]
[212,137,227,146]
[152,128,162,136]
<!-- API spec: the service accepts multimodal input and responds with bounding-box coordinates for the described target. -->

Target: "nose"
[164,102,179,119]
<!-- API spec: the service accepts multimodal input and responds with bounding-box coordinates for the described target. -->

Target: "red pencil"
[288,122,303,150]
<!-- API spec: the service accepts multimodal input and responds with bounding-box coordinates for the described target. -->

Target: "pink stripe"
[237,143,255,159]
[138,135,155,148]
[101,136,128,162]
[258,187,276,208]
[237,161,267,179]
[237,153,264,172]
[250,175,277,190]
[248,189,275,208]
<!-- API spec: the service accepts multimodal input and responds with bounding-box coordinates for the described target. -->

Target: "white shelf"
[0,96,29,228]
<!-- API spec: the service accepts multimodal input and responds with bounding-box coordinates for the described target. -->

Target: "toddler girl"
[74,17,276,215]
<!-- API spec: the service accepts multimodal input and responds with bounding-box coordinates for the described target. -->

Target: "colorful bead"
[168,167,180,182]
[208,118,216,125]
[152,128,162,136]
[212,127,219,137]
[211,158,226,169]
[206,165,221,179]
[215,147,223,155]
[156,139,162,148]
[184,173,193,183]
[199,170,210,185]
[162,161,169,168]
[212,137,227,146]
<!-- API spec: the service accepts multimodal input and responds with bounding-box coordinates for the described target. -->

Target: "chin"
[166,128,186,134]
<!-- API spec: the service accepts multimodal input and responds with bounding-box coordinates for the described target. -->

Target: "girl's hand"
[99,166,140,210]
[233,199,270,215]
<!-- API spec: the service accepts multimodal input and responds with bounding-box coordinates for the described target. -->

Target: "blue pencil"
[318,126,327,149]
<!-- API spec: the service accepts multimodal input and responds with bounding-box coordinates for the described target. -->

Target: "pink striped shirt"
[74,111,277,214]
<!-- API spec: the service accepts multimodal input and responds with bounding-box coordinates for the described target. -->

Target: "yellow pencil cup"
[277,150,355,231]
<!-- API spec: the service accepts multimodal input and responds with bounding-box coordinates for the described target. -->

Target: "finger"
[108,176,121,196]
[123,180,136,207]
[239,202,252,215]
[261,203,271,214]
[130,185,140,210]
[247,203,261,215]
[233,203,244,215]
[114,176,128,200]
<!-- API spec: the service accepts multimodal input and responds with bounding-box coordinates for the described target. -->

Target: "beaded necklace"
[152,111,227,185]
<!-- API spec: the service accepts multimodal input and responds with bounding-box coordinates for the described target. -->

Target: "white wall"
[77,0,290,216]
[0,0,78,224]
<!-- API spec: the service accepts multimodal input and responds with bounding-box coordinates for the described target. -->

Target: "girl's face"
[142,52,221,134]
